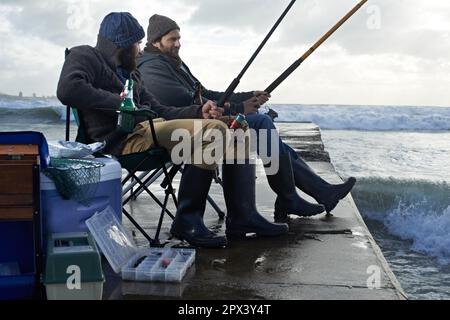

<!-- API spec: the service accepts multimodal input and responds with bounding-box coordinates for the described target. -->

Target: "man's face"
[118,41,141,71]
[153,29,181,58]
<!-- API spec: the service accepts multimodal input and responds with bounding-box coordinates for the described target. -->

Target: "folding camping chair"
[66,106,178,247]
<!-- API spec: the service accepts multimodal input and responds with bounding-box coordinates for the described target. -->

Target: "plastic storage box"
[44,233,104,300]
[86,207,195,283]
[41,158,122,241]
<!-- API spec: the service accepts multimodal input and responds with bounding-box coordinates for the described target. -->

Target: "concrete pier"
[103,122,407,300]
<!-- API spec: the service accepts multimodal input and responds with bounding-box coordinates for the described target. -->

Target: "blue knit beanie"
[99,12,145,48]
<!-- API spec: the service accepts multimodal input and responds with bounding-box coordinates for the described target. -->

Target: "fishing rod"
[217,0,297,108]
[265,0,368,94]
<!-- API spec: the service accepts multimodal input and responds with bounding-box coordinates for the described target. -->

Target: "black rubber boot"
[170,165,227,248]
[266,154,326,222]
[222,163,289,238]
[291,156,357,214]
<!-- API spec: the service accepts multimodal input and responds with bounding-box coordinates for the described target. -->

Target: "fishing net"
[44,158,105,206]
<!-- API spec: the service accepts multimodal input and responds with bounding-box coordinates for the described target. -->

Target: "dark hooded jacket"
[57,36,203,156]
[137,50,254,115]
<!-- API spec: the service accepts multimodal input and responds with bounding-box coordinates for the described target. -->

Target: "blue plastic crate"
[0,222,37,300]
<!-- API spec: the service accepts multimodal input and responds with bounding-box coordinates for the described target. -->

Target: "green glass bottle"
[117,79,136,134]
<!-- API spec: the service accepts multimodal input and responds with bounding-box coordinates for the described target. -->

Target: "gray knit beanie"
[147,14,180,44]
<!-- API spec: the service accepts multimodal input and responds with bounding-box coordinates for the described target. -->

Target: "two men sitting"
[57,12,355,248]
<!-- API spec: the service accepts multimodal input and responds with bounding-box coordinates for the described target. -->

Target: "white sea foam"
[0,96,62,109]
[272,104,450,131]
[353,178,450,265]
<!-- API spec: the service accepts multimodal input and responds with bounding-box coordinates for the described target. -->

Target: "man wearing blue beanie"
[100,12,146,49]
[57,12,289,248]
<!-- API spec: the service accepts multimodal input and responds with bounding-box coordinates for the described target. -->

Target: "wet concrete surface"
[103,123,407,300]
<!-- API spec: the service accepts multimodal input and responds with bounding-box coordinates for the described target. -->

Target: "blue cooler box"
[41,158,122,241]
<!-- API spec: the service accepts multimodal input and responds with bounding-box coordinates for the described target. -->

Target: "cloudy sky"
[0,0,449,106]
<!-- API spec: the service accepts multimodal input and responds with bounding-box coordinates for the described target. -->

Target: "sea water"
[1,98,449,299]
[274,104,450,300]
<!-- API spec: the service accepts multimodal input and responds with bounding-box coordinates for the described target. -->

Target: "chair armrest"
[121,108,162,148]
[122,108,159,120]
[94,107,158,120]
[96,107,162,147]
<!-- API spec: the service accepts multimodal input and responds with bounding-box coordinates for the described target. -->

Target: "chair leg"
[127,162,172,200]
[209,168,226,219]
[122,207,154,244]
[148,158,179,247]
[125,169,161,200]
[131,176,135,200]
[207,195,226,220]
[214,168,224,187]
[123,173,176,220]
[160,160,178,209]
[122,170,151,197]
[131,168,165,199]
[160,164,181,189]
[120,154,180,247]
[153,191,171,247]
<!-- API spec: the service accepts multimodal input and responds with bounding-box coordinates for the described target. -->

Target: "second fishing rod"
[216,0,297,110]
[262,0,368,120]
[266,0,368,94]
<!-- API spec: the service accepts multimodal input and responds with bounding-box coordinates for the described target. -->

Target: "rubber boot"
[266,154,326,222]
[222,163,289,238]
[170,165,227,248]
[291,157,357,214]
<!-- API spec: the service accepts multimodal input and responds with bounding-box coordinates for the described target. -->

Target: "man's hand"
[254,91,271,104]
[202,100,224,119]
[243,96,261,115]
[243,91,271,115]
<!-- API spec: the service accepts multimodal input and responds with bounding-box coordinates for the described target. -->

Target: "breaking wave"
[352,177,450,265]
[272,104,450,131]
[0,97,66,123]
[0,107,64,124]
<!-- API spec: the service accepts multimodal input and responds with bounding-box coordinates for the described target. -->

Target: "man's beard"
[158,43,182,68]
[160,43,180,60]
[118,46,137,72]
[144,43,182,68]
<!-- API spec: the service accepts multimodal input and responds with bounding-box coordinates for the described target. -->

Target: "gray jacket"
[137,51,254,115]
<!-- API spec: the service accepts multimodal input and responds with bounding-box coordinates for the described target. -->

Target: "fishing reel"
[263,105,279,121]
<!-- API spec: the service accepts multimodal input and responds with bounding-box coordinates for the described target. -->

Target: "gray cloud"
[187,0,287,31]
[2,0,87,46]
[0,0,449,106]
[183,0,450,60]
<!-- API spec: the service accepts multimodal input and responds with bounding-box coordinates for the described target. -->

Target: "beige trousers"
[121,119,247,171]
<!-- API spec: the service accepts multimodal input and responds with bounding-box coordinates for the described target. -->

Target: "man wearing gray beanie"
[138,14,356,228]
[146,14,180,48]
[138,14,291,245]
